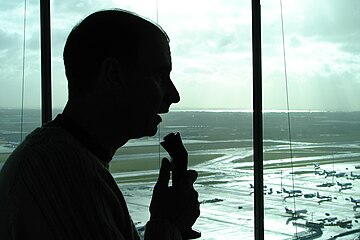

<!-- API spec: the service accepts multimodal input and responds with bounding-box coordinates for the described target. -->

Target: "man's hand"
[149,158,200,238]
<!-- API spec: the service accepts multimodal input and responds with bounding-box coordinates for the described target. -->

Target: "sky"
[0,0,359,111]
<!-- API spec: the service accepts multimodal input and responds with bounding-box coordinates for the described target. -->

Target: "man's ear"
[101,57,126,87]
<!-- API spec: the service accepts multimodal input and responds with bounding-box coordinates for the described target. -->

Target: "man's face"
[124,32,180,138]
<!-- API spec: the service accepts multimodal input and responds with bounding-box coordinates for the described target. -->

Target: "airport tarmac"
[118,143,360,240]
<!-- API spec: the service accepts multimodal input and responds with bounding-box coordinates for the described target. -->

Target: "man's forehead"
[138,32,171,71]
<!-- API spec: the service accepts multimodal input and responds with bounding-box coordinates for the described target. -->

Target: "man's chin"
[145,116,162,137]
[144,126,159,137]
[132,126,159,139]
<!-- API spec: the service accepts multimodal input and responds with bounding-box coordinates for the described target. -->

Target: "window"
[262,0,360,239]
[1,1,359,239]
[51,1,254,238]
[0,1,41,165]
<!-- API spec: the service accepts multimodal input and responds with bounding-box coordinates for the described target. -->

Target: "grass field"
[0,144,223,176]
[236,146,360,170]
[110,153,224,173]
[1,141,358,179]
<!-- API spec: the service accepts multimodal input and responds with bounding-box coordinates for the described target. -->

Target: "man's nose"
[168,80,180,104]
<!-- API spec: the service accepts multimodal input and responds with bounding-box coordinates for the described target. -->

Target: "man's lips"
[156,114,162,125]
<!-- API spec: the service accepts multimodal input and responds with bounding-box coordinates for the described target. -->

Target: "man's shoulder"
[0,125,108,201]
[2,127,74,165]
[20,125,91,159]
[24,125,80,149]
[0,127,122,240]
[0,126,97,182]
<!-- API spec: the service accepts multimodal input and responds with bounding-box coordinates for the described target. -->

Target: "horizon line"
[1,107,359,113]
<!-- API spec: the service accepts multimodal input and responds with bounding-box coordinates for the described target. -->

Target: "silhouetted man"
[0,9,200,240]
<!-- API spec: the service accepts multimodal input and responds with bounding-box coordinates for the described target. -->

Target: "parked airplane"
[313,163,320,170]
[249,184,268,195]
[318,198,332,205]
[283,188,302,195]
[249,184,267,189]
[317,192,332,199]
[316,182,335,187]
[335,172,346,178]
[350,172,360,179]
[315,170,325,175]
[337,181,353,190]
[350,197,360,206]
[303,193,316,198]
[324,170,336,178]
[4,141,19,148]
[285,207,307,218]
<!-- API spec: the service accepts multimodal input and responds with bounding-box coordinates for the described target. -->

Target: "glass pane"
[262,0,360,239]
[3,0,359,238]
[52,1,254,239]
[158,2,253,238]
[0,1,41,168]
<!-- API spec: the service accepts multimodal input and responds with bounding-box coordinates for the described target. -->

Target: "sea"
[1,109,360,239]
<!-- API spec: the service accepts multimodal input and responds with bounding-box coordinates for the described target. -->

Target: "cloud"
[0,29,22,57]
[259,0,360,111]
[0,0,359,111]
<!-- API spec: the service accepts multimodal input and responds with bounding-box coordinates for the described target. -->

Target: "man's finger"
[187,170,198,184]
[155,157,171,189]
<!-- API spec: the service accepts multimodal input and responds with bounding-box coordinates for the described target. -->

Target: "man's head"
[63,9,180,143]
[63,9,168,97]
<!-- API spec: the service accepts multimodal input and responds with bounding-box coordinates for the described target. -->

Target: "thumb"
[155,157,171,189]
